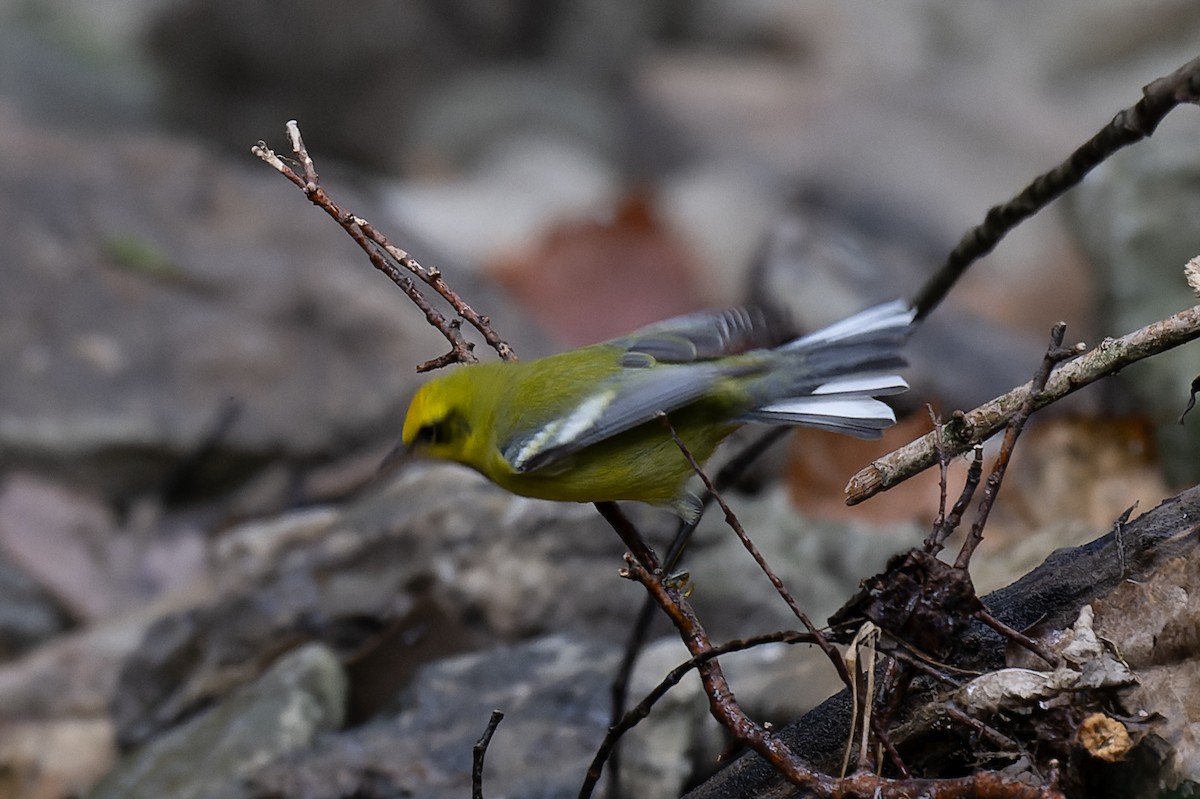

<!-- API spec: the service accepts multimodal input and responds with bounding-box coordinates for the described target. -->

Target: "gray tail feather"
[739,300,914,439]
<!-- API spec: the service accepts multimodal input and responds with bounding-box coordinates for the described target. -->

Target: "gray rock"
[1065,116,1200,484]
[0,555,71,661]
[383,132,621,270]
[88,642,346,799]
[0,103,527,502]
[618,635,848,798]
[243,634,620,799]
[616,637,711,799]
[145,0,675,174]
[748,198,1061,415]
[110,464,646,748]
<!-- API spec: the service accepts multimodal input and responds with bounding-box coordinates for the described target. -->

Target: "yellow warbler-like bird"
[401,301,914,520]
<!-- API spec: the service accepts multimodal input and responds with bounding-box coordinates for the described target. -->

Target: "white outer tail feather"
[810,373,909,397]
[754,300,914,438]
[784,299,914,349]
[754,395,896,426]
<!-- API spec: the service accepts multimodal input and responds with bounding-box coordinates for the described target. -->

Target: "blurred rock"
[639,2,1179,358]
[0,101,532,504]
[110,464,646,748]
[0,475,149,622]
[685,487,925,642]
[618,637,710,799]
[243,634,619,799]
[618,634,845,798]
[0,609,163,723]
[403,67,630,176]
[383,133,621,278]
[88,642,346,799]
[0,472,212,628]
[490,193,706,345]
[146,0,676,174]
[0,582,212,797]
[658,161,788,304]
[0,4,161,132]
[0,554,71,661]
[1065,115,1200,485]
[748,196,1067,415]
[0,718,116,799]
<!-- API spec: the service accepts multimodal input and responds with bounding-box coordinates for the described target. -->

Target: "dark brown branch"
[592,501,660,573]
[605,427,791,797]
[658,416,913,778]
[472,710,504,799]
[910,53,1200,322]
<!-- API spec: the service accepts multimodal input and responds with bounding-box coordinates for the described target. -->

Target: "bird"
[400,300,913,520]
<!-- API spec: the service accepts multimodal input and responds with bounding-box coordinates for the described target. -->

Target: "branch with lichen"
[846,304,1200,505]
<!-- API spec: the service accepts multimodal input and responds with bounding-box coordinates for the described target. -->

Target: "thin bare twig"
[925,445,984,554]
[621,555,827,791]
[928,407,951,546]
[847,305,1200,505]
[472,710,504,799]
[580,630,815,799]
[976,609,1061,669]
[954,323,1074,569]
[252,120,516,369]
[657,417,912,777]
[605,426,790,797]
[943,704,1023,754]
[656,415,856,693]
[911,53,1200,322]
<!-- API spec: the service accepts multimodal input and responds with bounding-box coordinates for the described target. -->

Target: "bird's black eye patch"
[413,423,441,446]
[412,412,468,448]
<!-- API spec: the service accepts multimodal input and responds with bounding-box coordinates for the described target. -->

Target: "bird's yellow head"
[401,378,474,463]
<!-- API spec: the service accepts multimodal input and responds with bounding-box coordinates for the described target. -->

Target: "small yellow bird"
[401,301,913,519]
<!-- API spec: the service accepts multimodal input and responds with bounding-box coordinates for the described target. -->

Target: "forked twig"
[604,426,790,796]
[620,555,826,792]
[580,630,815,798]
[657,415,909,778]
[655,415,856,692]
[954,323,1077,569]
[252,120,516,370]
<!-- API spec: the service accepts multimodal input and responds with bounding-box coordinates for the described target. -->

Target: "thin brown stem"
[621,556,828,792]
[592,501,659,573]
[656,415,855,694]
[580,630,814,799]
[252,121,516,367]
[954,324,1072,569]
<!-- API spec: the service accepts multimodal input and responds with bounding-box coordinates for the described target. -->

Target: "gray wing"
[504,361,733,473]
[504,307,781,473]
[613,307,785,364]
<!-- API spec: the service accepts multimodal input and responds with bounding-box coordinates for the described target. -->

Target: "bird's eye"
[413,414,465,447]
[414,422,443,445]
